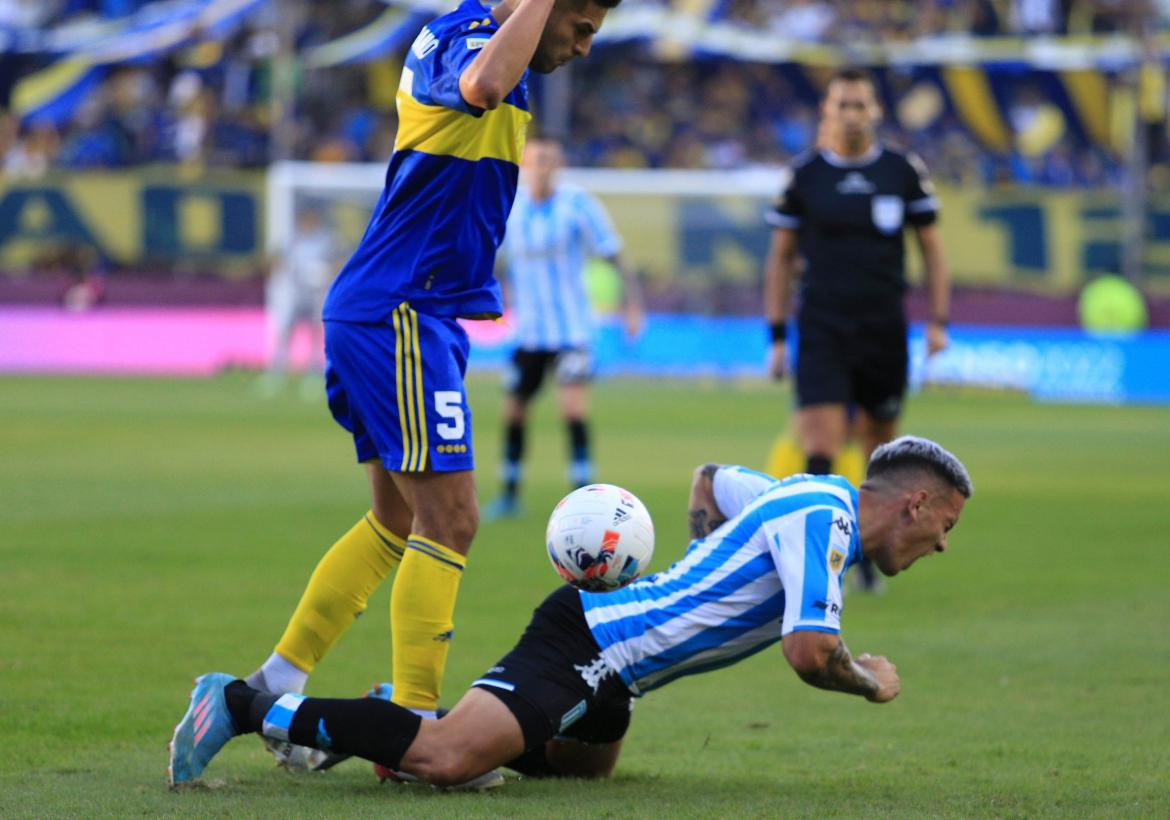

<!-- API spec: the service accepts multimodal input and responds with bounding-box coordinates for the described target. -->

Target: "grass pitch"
[1,373,1167,817]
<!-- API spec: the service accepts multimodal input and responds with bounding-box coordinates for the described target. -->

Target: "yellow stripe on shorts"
[408,307,428,472]
[392,306,412,471]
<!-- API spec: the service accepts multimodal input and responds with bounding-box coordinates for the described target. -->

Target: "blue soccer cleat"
[168,673,239,786]
[481,495,523,522]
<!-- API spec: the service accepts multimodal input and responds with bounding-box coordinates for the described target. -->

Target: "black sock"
[224,679,271,733]
[568,419,589,461]
[806,454,832,475]
[223,681,422,770]
[567,419,591,487]
[504,421,525,498]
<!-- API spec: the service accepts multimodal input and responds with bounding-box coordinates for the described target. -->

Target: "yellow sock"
[274,512,405,673]
[390,536,466,711]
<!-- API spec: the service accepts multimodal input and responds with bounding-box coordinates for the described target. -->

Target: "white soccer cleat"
[263,736,350,772]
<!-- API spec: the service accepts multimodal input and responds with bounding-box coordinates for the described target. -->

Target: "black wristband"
[769,321,788,343]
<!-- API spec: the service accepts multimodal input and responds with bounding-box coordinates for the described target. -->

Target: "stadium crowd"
[0,0,1164,183]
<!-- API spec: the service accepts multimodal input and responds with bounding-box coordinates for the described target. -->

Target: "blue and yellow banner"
[0,167,265,272]
[3,169,1168,292]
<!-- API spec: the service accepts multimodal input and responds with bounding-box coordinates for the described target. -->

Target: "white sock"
[245,652,308,694]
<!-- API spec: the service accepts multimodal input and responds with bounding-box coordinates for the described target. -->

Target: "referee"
[764,67,951,591]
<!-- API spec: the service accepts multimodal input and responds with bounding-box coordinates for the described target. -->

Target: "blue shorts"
[324,304,473,473]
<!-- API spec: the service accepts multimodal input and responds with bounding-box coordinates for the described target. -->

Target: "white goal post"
[266,160,785,254]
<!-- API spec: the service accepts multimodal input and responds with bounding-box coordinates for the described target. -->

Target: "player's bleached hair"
[866,436,973,499]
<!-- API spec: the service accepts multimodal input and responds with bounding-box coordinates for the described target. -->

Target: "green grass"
[1,374,1168,817]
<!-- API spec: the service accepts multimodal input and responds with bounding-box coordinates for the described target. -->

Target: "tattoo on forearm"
[796,641,879,697]
[688,509,726,540]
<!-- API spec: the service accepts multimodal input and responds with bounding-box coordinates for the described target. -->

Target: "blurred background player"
[764,67,951,592]
[257,205,340,399]
[236,0,623,783]
[484,135,644,520]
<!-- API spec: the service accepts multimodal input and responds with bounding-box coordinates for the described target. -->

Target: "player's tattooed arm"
[784,634,900,702]
[796,641,879,696]
[688,464,727,539]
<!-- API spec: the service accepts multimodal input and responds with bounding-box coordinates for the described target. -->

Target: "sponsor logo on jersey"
[833,516,851,537]
[411,27,438,59]
[837,171,875,195]
[574,655,614,694]
[813,599,841,615]
[466,37,488,50]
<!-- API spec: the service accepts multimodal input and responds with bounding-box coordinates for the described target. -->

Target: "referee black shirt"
[767,144,939,317]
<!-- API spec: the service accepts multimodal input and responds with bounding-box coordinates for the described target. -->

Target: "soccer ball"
[545,484,655,592]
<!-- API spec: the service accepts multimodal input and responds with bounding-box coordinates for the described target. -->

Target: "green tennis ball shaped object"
[1078,275,1147,334]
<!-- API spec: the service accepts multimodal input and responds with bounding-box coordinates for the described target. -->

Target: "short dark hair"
[825,67,876,97]
[867,436,973,499]
[571,0,621,8]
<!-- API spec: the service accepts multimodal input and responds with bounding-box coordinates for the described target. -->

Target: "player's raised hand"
[856,653,900,703]
[768,340,788,380]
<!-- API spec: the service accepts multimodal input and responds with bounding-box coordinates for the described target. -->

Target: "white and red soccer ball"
[545,484,655,592]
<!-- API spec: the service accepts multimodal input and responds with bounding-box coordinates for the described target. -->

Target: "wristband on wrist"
[769,321,788,343]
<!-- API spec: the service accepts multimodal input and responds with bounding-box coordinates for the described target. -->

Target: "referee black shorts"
[795,310,908,422]
[471,585,634,751]
[505,348,594,401]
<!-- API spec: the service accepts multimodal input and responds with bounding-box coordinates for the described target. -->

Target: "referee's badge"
[871,195,904,234]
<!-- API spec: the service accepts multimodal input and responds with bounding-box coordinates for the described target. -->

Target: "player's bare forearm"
[460,0,555,109]
[612,254,644,311]
[916,224,950,322]
[795,640,880,697]
[610,253,644,337]
[763,229,799,323]
[687,464,726,539]
[783,632,899,702]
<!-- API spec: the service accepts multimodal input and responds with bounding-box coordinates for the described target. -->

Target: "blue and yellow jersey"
[323,0,531,323]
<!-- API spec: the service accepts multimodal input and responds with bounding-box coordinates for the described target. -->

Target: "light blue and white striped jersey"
[580,467,862,696]
[502,184,623,350]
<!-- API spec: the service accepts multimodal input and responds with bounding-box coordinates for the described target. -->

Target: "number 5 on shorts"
[435,391,465,440]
